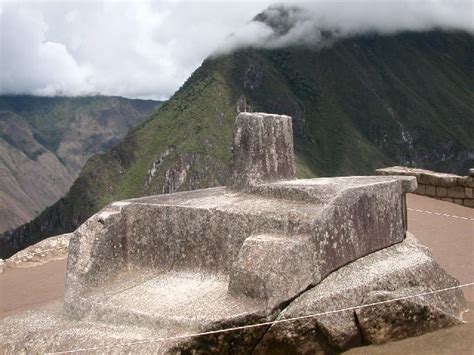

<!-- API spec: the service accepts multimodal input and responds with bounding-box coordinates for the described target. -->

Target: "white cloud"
[221,0,474,52]
[0,0,273,99]
[0,3,89,96]
[0,0,472,100]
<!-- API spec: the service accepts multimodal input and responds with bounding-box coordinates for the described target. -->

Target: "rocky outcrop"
[145,148,225,195]
[236,95,249,113]
[5,233,72,268]
[145,147,174,186]
[356,287,462,344]
[254,234,466,353]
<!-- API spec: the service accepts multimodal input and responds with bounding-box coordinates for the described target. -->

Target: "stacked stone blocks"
[376,166,474,208]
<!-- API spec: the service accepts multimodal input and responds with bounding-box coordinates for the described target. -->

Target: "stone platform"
[65,175,416,318]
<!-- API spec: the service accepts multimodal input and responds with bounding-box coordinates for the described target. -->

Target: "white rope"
[407,207,474,221]
[47,282,474,354]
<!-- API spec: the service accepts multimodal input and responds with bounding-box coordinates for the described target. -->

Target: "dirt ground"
[0,193,473,353]
[405,194,473,303]
[0,258,67,319]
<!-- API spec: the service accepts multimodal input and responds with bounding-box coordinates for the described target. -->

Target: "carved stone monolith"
[228,112,295,190]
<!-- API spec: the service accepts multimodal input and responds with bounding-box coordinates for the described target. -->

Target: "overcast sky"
[0,0,472,100]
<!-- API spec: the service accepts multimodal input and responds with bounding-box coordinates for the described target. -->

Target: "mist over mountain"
[1,28,472,258]
[1,1,472,99]
[218,1,473,53]
[0,95,160,233]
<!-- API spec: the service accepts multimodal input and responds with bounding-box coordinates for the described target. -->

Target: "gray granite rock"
[60,113,420,347]
[64,174,415,319]
[356,287,463,344]
[63,114,416,319]
[64,202,130,317]
[0,304,178,354]
[228,112,295,190]
[6,233,72,268]
[254,234,466,353]
[228,234,316,307]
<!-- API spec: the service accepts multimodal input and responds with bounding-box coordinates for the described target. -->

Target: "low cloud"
[0,1,273,100]
[0,1,472,100]
[220,0,473,53]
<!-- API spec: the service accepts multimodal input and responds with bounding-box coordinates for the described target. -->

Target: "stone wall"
[376,166,474,208]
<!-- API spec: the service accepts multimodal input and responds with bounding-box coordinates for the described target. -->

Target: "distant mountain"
[1,30,472,258]
[0,95,161,234]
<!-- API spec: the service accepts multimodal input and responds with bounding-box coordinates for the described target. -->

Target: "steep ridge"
[0,111,74,231]
[0,96,161,233]
[1,30,472,258]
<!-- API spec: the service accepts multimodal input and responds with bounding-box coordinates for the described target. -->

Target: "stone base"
[254,234,466,353]
[0,235,466,354]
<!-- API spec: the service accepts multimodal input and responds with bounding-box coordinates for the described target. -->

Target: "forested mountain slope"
[1,30,472,258]
[0,96,160,233]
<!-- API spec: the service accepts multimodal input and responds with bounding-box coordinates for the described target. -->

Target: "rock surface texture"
[228,112,295,190]
[254,234,466,354]
[0,113,467,354]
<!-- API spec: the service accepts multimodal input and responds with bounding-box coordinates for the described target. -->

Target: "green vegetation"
[1,30,472,257]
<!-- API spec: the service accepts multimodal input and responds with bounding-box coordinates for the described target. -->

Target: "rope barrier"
[407,207,474,221]
[47,282,474,354]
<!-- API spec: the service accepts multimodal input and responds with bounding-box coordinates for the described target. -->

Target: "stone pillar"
[228,112,295,190]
